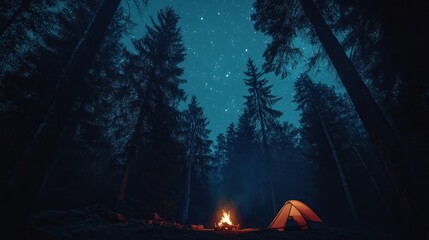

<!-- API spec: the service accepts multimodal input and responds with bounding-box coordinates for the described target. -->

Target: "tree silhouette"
[181,96,212,223]
[243,58,282,215]
[252,0,408,218]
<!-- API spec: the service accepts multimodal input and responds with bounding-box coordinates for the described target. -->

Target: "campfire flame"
[218,210,233,226]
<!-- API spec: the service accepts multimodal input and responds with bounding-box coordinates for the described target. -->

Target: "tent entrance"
[268,200,322,231]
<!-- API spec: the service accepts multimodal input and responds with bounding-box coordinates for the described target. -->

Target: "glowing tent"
[268,200,322,231]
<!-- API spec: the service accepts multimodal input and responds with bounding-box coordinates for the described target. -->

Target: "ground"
[31,205,402,240]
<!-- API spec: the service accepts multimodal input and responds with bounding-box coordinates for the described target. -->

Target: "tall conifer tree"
[243,58,282,214]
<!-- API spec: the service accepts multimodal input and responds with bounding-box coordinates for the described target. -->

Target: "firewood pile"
[214,222,240,231]
[147,212,185,229]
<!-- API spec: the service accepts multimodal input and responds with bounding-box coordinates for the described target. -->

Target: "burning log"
[189,224,205,230]
[214,210,240,231]
[215,223,240,231]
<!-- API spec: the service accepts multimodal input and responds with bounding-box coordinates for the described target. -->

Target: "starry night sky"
[123,0,337,139]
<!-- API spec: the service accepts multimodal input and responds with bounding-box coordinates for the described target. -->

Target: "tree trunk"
[118,165,130,202]
[317,108,360,226]
[0,0,31,37]
[259,119,277,215]
[299,0,409,216]
[249,164,267,215]
[115,105,145,209]
[256,95,277,215]
[352,146,389,212]
[182,160,192,223]
[115,77,153,211]
[0,0,122,237]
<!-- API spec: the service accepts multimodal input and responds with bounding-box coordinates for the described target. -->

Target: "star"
[127,0,310,139]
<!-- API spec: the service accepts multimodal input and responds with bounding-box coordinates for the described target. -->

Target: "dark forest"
[0,1,428,240]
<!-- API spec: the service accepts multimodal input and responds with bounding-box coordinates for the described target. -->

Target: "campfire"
[214,210,239,231]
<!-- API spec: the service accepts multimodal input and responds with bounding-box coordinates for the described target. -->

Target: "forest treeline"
[0,0,427,239]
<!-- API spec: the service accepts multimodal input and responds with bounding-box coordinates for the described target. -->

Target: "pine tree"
[235,108,266,225]
[0,1,56,37]
[294,75,358,226]
[0,2,103,174]
[119,7,186,217]
[243,58,282,215]
[0,0,127,236]
[36,6,132,210]
[181,96,212,223]
[225,123,237,163]
[221,122,239,198]
[251,0,408,217]
[0,0,56,74]
[324,1,429,234]
[213,134,228,177]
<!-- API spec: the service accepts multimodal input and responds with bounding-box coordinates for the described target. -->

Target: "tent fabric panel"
[288,206,308,226]
[268,200,322,230]
[268,202,292,229]
[289,200,322,222]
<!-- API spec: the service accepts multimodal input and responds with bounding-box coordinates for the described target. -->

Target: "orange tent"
[268,200,322,231]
